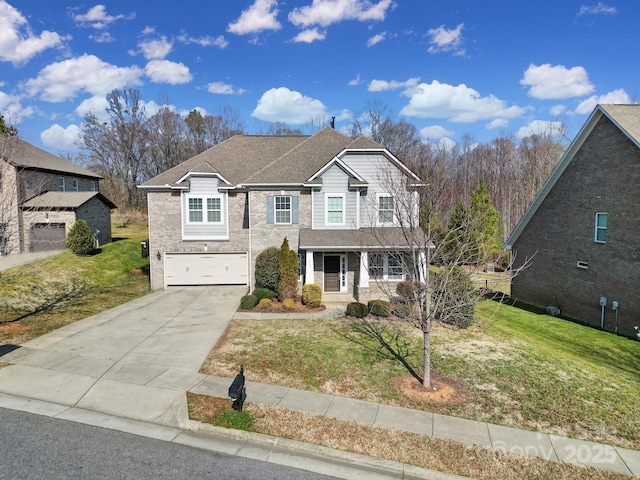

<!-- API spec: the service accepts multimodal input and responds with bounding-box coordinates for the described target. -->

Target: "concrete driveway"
[0,285,246,426]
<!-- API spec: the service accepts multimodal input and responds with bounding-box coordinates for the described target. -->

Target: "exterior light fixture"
[156,251,161,261]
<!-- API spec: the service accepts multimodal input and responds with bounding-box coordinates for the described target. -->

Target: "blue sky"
[1,1,637,155]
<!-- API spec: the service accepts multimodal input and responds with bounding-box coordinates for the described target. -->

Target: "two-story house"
[139,127,427,300]
[505,104,640,338]
[0,135,116,254]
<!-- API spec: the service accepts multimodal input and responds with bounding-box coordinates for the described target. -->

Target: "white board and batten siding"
[164,252,248,286]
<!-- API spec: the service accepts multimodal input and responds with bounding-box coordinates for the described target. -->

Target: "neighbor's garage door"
[30,223,66,252]
[164,252,248,286]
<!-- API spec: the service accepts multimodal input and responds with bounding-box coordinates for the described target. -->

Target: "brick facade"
[511,115,640,337]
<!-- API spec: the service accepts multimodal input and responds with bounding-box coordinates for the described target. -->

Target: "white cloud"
[24,54,144,102]
[138,37,173,60]
[515,120,565,139]
[89,32,114,43]
[486,118,508,130]
[0,89,35,123]
[73,5,135,29]
[75,95,110,121]
[578,2,617,15]
[228,0,281,35]
[427,23,465,56]
[177,33,228,49]
[140,100,167,117]
[348,74,362,86]
[207,82,246,95]
[574,88,631,115]
[368,77,419,92]
[419,125,453,140]
[400,80,528,123]
[521,64,594,100]
[367,32,386,47]
[289,0,394,28]
[292,28,326,43]
[0,1,66,65]
[40,124,82,150]
[145,59,192,84]
[550,104,566,116]
[251,87,328,124]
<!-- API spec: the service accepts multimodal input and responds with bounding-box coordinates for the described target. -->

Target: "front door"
[324,255,340,292]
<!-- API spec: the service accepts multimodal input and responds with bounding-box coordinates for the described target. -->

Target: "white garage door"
[164,252,248,286]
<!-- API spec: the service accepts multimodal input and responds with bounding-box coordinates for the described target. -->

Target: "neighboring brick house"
[139,127,427,300]
[0,136,116,254]
[505,104,640,338]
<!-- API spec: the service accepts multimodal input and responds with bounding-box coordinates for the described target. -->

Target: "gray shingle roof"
[140,127,385,188]
[299,227,431,249]
[21,191,117,209]
[600,104,640,144]
[2,136,102,179]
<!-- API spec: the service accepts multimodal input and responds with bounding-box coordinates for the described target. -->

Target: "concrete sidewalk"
[0,287,638,478]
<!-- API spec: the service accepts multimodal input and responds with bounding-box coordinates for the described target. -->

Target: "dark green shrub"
[346,302,368,318]
[396,281,416,300]
[255,247,280,292]
[240,295,258,310]
[368,299,391,317]
[65,219,95,255]
[392,301,413,319]
[253,288,276,301]
[278,237,299,301]
[302,284,322,307]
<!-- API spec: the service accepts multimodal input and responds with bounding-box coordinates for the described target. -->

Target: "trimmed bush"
[240,295,258,310]
[257,298,273,310]
[255,247,280,292]
[392,301,413,319]
[302,283,322,307]
[346,302,368,318]
[253,288,276,301]
[282,298,296,311]
[278,238,299,301]
[368,299,391,317]
[66,219,95,255]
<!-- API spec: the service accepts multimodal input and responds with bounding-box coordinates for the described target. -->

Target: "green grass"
[0,223,151,344]
[202,300,640,450]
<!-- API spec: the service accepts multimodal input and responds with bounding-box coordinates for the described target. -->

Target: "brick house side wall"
[0,161,20,254]
[249,190,312,290]
[19,170,98,201]
[76,198,113,245]
[146,189,250,289]
[511,116,640,337]
[21,210,76,249]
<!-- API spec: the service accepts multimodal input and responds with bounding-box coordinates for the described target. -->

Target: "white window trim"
[274,195,292,225]
[72,178,79,192]
[376,193,395,225]
[89,180,97,192]
[58,177,65,192]
[595,212,607,243]
[368,252,405,281]
[185,194,224,225]
[325,193,346,226]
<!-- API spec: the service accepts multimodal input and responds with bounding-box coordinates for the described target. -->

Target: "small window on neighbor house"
[72,178,79,192]
[275,196,292,224]
[89,180,97,191]
[388,254,404,280]
[58,177,65,192]
[369,253,384,279]
[378,195,394,224]
[595,212,607,243]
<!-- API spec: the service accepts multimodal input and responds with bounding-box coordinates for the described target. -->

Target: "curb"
[0,392,473,480]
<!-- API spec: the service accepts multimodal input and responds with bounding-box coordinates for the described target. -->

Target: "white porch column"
[359,250,370,287]
[305,250,315,284]
[418,248,427,283]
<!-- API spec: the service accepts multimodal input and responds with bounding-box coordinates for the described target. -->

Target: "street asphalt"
[0,253,638,478]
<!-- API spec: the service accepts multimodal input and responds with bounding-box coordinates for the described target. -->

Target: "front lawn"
[200,300,640,450]
[0,223,151,345]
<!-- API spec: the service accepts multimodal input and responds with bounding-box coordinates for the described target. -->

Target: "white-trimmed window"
[58,177,65,192]
[326,194,345,225]
[275,196,292,224]
[89,180,97,191]
[368,252,404,281]
[72,178,79,192]
[377,194,394,224]
[187,195,223,224]
[595,212,607,243]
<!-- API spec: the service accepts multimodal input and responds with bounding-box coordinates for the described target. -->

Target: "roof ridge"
[240,132,324,184]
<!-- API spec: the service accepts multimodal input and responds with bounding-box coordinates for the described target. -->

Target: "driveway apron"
[0,286,246,426]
